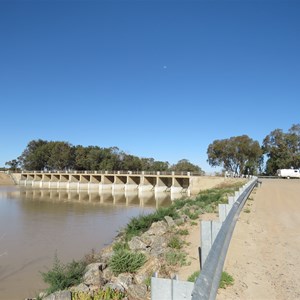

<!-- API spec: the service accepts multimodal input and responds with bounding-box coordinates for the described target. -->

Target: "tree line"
[206,124,300,175]
[5,124,300,175]
[5,140,203,173]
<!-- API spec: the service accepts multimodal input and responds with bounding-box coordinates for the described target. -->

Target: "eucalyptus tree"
[207,135,262,175]
[262,124,300,175]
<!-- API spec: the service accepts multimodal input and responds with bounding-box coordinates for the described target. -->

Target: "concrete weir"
[17,171,199,195]
[15,171,231,196]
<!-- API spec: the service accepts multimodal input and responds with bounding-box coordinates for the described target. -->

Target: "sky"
[0,0,299,173]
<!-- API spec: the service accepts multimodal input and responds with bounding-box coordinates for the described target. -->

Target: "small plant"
[177,229,189,235]
[219,271,234,289]
[112,241,129,252]
[165,250,188,267]
[244,208,251,213]
[109,249,146,275]
[144,276,151,288]
[187,270,200,282]
[168,236,183,249]
[190,221,198,226]
[72,287,126,300]
[41,254,86,295]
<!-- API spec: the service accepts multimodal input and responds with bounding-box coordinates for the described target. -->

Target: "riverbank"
[0,172,14,185]
[38,178,245,300]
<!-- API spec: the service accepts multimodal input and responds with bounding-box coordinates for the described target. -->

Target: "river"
[0,185,176,300]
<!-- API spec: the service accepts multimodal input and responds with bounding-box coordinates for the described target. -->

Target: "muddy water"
[0,186,174,300]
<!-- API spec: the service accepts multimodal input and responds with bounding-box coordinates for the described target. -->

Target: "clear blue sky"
[1,0,299,172]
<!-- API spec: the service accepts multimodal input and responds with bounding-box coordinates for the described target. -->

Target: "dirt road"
[217,179,300,300]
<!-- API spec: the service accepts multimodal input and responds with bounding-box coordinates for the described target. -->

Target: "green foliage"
[112,241,129,252]
[263,124,300,175]
[207,135,263,175]
[165,251,188,266]
[41,254,86,295]
[109,249,146,276]
[168,236,183,249]
[170,159,204,174]
[219,271,234,289]
[124,206,179,240]
[187,270,200,282]
[72,287,126,300]
[124,184,243,240]
[177,229,189,235]
[144,276,151,288]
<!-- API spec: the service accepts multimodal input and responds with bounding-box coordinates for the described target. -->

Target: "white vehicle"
[277,168,300,179]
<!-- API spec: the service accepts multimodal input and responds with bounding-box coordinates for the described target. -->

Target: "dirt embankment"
[0,173,15,185]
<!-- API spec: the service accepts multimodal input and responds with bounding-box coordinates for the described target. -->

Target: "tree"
[171,159,203,174]
[46,142,73,171]
[207,135,262,175]
[5,159,20,171]
[262,124,300,175]
[18,139,49,170]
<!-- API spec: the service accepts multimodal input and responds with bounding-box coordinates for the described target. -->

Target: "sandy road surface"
[217,179,300,300]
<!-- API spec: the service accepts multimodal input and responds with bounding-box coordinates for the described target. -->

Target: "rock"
[70,283,90,293]
[104,281,125,292]
[99,245,114,263]
[128,236,148,251]
[115,273,133,289]
[83,263,107,287]
[147,221,168,236]
[43,290,71,300]
[127,284,148,300]
[134,257,161,284]
[102,267,114,281]
[164,216,176,227]
[150,236,169,257]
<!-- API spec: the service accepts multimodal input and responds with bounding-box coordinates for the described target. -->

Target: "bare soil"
[0,173,14,185]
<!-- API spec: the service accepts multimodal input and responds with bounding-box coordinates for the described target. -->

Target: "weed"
[244,208,251,213]
[177,229,189,235]
[190,221,198,226]
[41,254,86,295]
[187,270,200,282]
[219,271,234,288]
[112,241,129,252]
[109,249,146,275]
[72,287,126,300]
[144,276,151,288]
[168,236,183,249]
[165,251,188,267]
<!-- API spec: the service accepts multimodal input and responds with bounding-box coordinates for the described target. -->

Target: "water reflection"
[13,187,181,208]
[0,186,181,300]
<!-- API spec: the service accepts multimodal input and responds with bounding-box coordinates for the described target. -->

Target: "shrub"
[165,251,188,267]
[168,236,183,249]
[41,254,86,295]
[109,249,146,275]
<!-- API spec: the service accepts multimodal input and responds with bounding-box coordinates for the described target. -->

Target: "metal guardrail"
[191,177,258,300]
